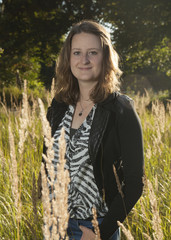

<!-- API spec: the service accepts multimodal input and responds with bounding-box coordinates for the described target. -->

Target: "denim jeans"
[67,218,120,240]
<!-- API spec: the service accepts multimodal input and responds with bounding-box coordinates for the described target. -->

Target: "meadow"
[0,82,170,240]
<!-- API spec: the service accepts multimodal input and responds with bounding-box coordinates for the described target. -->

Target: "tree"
[102,0,171,77]
[0,0,170,89]
[0,0,105,88]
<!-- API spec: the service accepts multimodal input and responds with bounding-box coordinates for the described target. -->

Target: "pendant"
[79,111,83,116]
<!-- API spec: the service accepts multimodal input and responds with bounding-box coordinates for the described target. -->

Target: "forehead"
[71,32,102,49]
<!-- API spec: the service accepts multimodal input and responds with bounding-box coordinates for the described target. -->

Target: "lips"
[78,67,92,70]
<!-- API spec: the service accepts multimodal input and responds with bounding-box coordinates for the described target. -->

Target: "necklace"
[78,101,93,116]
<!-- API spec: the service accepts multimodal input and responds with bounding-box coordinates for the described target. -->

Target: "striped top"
[52,104,108,219]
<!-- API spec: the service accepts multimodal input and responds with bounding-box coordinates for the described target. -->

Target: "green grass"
[0,90,170,240]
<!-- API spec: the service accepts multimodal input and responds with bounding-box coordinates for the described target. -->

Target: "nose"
[81,53,90,64]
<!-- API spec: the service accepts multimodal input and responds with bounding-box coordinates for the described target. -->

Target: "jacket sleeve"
[99,97,144,240]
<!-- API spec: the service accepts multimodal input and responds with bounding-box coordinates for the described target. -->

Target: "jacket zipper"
[100,143,105,202]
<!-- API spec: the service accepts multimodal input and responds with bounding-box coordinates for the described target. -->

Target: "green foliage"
[0,0,170,88]
[13,55,40,81]
[151,37,171,77]
[124,37,171,76]
[0,0,65,87]
[104,0,171,50]
[0,86,48,108]
[0,48,3,58]
[0,48,42,88]
[103,0,171,78]
[0,0,103,87]
[0,108,44,239]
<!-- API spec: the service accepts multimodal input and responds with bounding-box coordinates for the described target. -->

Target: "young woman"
[45,20,144,240]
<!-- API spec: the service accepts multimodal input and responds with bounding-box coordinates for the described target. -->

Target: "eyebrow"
[71,48,101,50]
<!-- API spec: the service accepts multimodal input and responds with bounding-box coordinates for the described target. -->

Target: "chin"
[77,75,98,81]
[79,78,97,83]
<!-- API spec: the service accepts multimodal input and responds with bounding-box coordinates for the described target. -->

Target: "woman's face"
[70,32,103,84]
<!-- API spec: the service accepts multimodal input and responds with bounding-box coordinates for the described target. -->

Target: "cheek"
[96,54,103,64]
[70,56,78,67]
[70,57,75,72]
[70,59,77,76]
[96,58,103,69]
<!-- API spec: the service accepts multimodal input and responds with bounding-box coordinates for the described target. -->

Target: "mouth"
[78,67,92,71]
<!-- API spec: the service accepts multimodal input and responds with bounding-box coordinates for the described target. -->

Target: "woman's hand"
[79,225,96,240]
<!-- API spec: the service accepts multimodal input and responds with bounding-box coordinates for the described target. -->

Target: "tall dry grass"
[0,85,170,239]
[92,207,101,240]
[124,93,171,240]
[38,97,70,239]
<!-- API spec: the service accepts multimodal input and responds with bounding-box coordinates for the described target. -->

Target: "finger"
[79,225,87,232]
[79,225,83,231]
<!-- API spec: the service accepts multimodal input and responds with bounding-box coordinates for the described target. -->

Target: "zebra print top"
[52,104,108,219]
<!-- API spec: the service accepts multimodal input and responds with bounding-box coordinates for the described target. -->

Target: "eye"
[89,51,98,55]
[73,51,81,56]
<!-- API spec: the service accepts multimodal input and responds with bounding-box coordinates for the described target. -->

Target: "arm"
[99,98,144,240]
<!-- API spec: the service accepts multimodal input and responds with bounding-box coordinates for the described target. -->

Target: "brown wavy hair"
[55,20,122,105]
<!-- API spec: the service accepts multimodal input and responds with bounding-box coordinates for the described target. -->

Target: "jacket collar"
[49,92,118,144]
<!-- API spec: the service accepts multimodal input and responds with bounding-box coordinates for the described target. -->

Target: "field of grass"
[0,84,170,240]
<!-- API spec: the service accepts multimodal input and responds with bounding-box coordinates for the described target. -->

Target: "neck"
[78,81,96,102]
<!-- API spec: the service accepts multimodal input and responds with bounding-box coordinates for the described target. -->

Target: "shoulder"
[49,97,68,109]
[114,93,142,129]
[101,92,141,128]
[101,92,134,114]
[46,98,68,123]
[115,93,134,114]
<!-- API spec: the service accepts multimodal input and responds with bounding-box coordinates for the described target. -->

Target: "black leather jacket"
[46,92,144,240]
